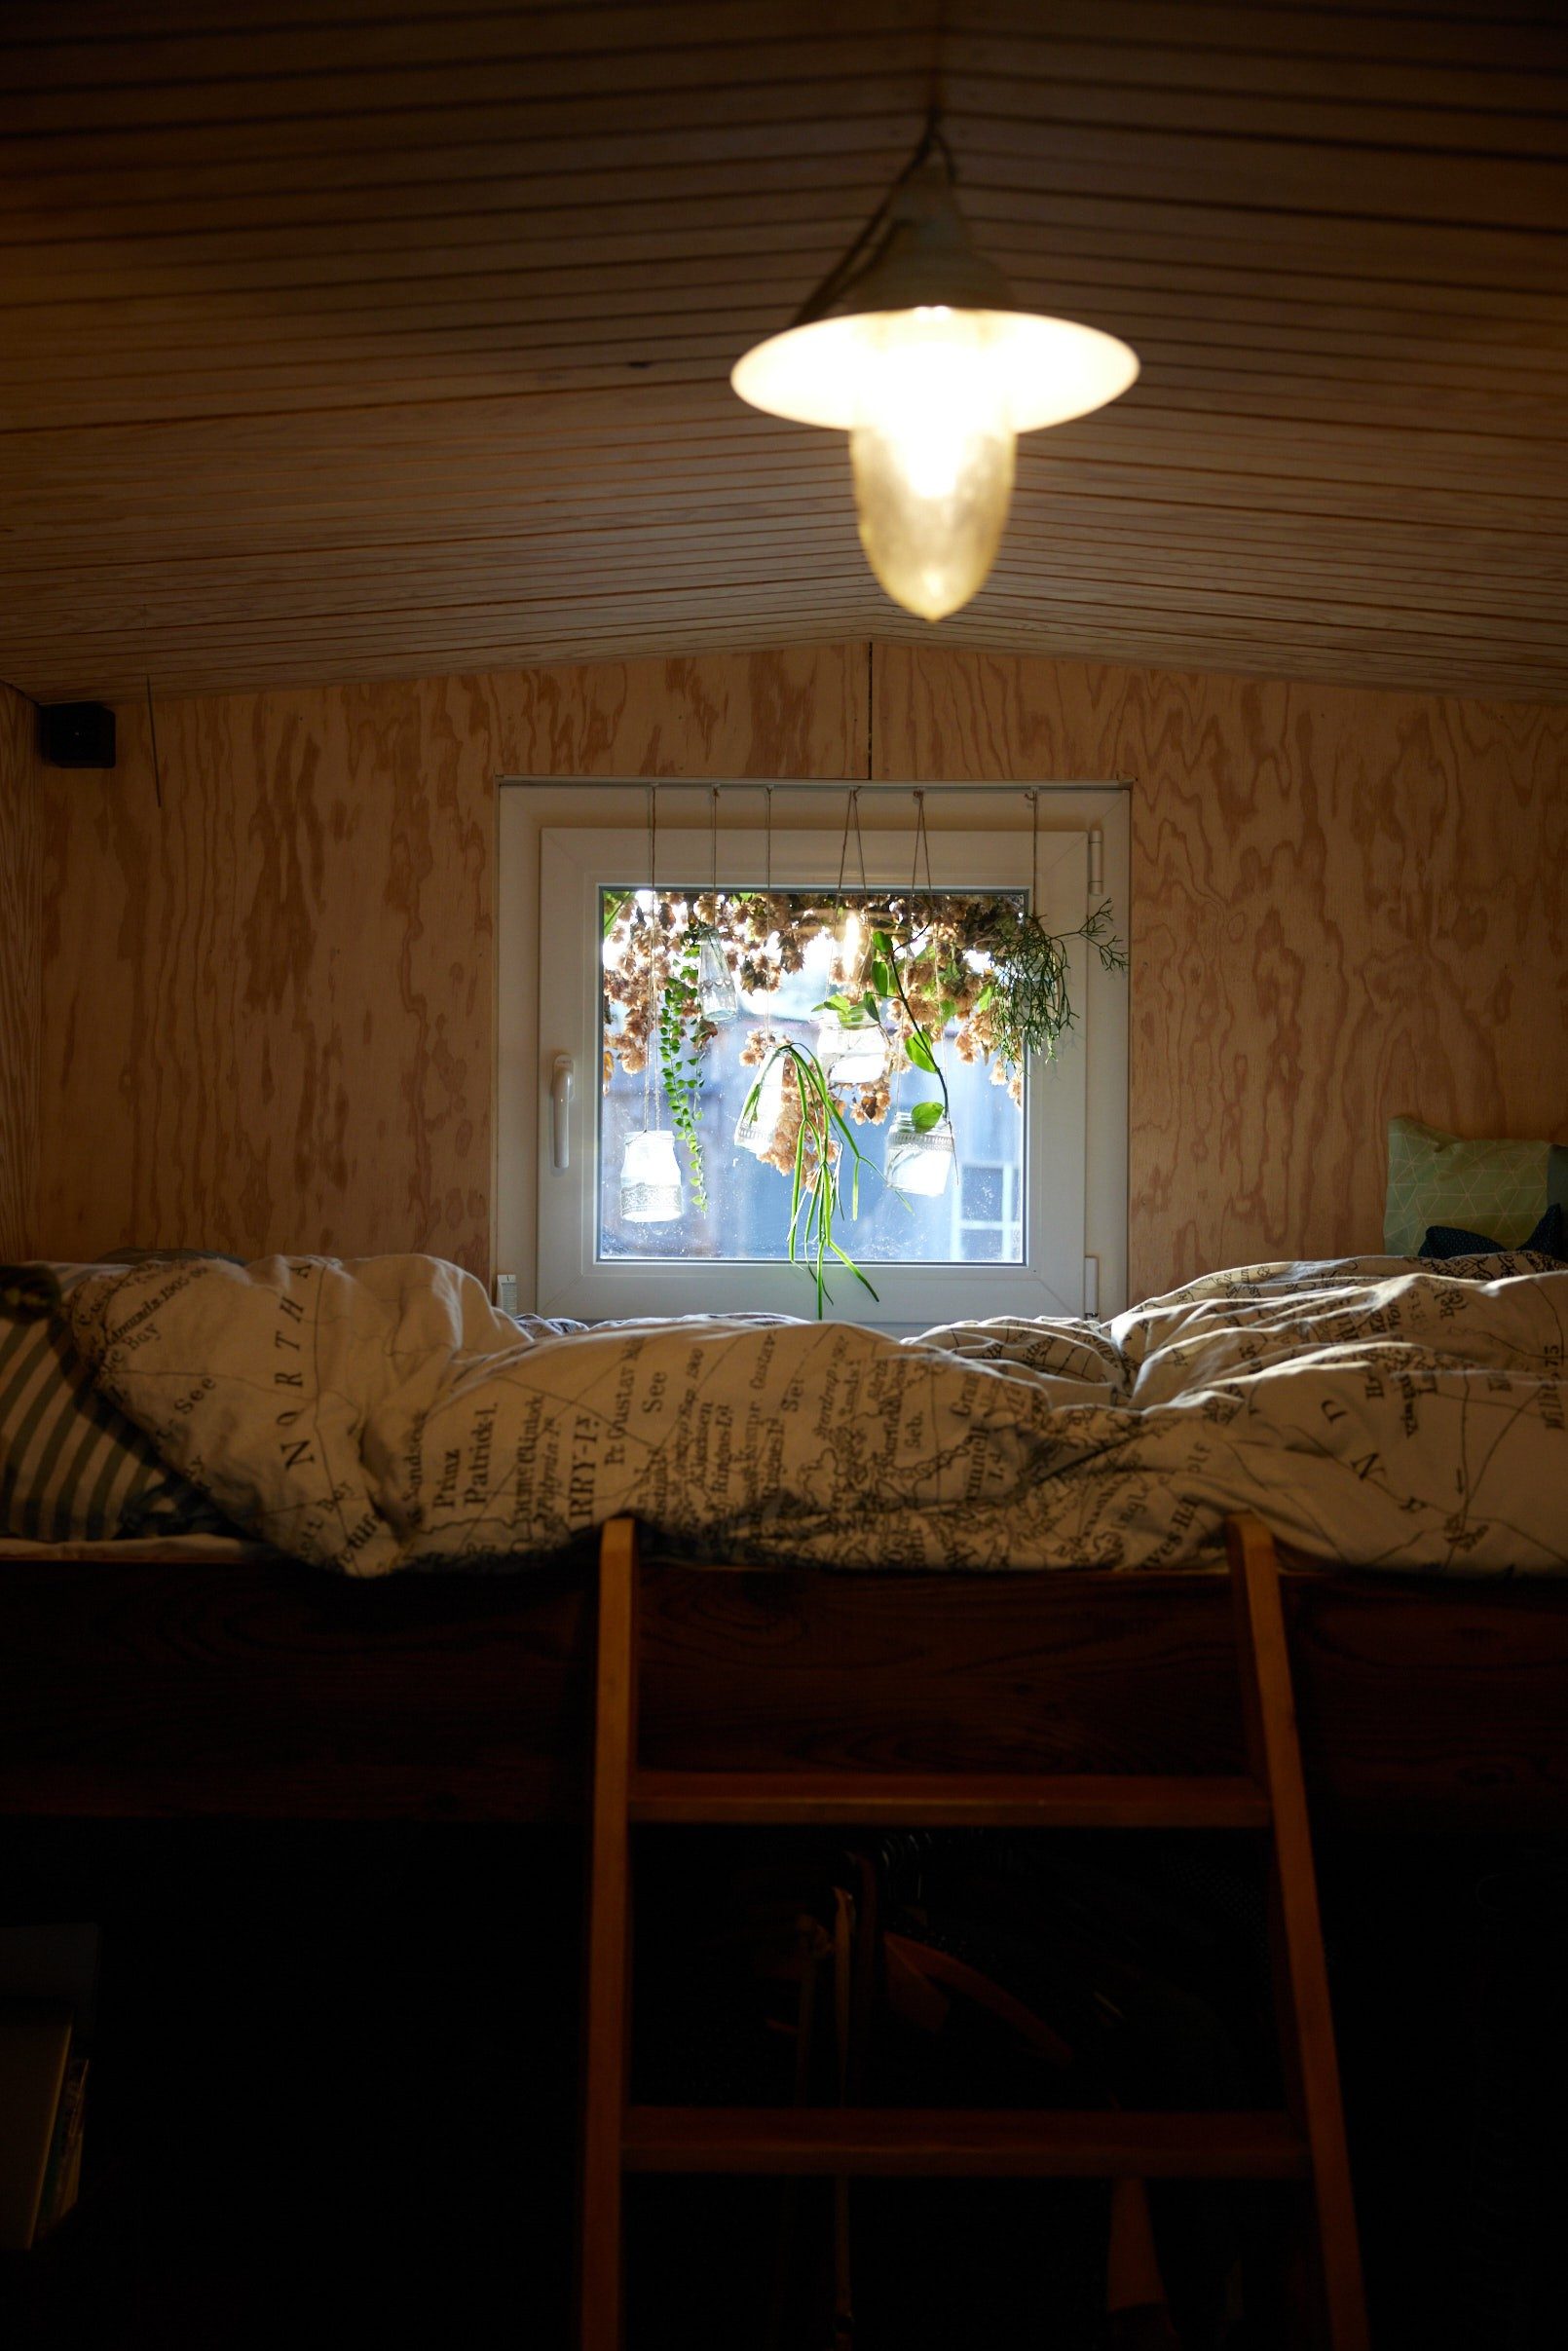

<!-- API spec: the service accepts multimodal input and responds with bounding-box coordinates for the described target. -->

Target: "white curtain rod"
[495,776,1134,793]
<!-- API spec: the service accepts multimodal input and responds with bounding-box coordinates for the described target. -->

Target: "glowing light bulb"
[843,309,1015,619]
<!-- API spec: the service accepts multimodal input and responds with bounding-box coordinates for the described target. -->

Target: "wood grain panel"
[0,680,40,1259]
[0,1,1562,702]
[37,674,499,1270]
[38,641,1562,1294]
[875,646,1568,1296]
[35,646,865,1273]
[3,1554,1566,1832]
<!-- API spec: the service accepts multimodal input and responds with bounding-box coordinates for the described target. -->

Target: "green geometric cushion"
[1384,1116,1568,1257]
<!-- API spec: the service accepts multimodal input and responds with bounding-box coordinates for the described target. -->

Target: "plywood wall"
[36,648,867,1272]
[876,649,1568,1293]
[0,680,40,1260]
[36,643,1565,1297]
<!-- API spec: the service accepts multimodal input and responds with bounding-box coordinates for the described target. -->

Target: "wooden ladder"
[579,1512,1368,2350]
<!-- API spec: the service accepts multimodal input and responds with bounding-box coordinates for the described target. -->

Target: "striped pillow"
[0,1265,230,1543]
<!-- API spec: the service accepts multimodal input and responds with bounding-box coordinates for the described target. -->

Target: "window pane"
[961,1162,1002,1222]
[599,887,1026,1267]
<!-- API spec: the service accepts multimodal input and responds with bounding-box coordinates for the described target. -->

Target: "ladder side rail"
[1227,1512,1369,2351]
[579,1515,641,2351]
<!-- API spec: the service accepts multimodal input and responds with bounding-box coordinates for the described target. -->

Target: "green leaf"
[828,1239,879,1299]
[905,1028,938,1076]
[869,955,895,997]
[911,1100,946,1133]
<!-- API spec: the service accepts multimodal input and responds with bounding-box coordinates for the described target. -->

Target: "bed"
[4,1534,1568,1832]
[3,1248,1567,1832]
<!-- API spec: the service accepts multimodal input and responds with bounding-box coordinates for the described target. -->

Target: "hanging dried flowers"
[601,885,1125,1312]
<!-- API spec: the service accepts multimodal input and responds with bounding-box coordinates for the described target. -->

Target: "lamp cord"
[792,109,956,326]
[911,788,934,896]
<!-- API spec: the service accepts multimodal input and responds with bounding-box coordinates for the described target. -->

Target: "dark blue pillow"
[1421,1202,1564,1261]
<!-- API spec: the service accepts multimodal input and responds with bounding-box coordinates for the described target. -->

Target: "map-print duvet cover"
[51,1250,1568,1578]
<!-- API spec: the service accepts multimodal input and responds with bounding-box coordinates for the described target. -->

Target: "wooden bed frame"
[4,1534,1568,1831]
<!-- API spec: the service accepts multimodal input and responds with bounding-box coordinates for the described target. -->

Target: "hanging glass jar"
[619,1129,684,1222]
[836,906,871,993]
[815,1010,890,1086]
[733,1046,788,1157]
[885,1109,955,1198]
[695,927,739,1024]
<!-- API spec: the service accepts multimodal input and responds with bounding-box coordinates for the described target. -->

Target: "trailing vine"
[655,921,713,1211]
[981,899,1129,1082]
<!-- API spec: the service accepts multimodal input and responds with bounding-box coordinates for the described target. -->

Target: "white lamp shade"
[730,306,1139,437]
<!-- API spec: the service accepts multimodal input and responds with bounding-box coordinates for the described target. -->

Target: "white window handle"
[550,1054,575,1172]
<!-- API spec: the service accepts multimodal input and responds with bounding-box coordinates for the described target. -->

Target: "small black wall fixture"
[39,700,116,769]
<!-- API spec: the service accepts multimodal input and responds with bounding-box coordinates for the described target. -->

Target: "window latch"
[550,1054,575,1173]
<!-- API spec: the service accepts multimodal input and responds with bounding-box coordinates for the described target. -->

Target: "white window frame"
[497,784,1130,1328]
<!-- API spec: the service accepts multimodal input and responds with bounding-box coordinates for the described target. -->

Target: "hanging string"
[910,788,934,896]
[709,785,720,899]
[1027,787,1040,914]
[644,783,656,1133]
[834,785,860,909]
[765,786,773,892]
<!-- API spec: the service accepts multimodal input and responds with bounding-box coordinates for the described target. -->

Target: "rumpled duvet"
[52,1250,1568,1578]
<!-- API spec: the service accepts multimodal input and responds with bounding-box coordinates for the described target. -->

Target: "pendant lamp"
[730,124,1139,620]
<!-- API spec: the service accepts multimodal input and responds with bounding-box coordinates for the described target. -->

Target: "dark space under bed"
[4,1541,1568,2349]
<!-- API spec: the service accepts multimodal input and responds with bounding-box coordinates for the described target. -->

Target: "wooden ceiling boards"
[1,1,1564,702]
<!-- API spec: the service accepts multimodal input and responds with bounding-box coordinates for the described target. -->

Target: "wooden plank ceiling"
[0,0,1564,704]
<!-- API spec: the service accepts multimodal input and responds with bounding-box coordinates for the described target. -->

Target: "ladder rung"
[629,1769,1270,1829]
[622,2106,1309,2180]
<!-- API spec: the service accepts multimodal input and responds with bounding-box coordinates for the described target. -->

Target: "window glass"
[600,886,1027,1267]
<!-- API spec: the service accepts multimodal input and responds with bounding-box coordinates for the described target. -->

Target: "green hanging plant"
[871,921,951,1133]
[737,1041,879,1317]
[656,920,712,1211]
[982,899,1129,1076]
